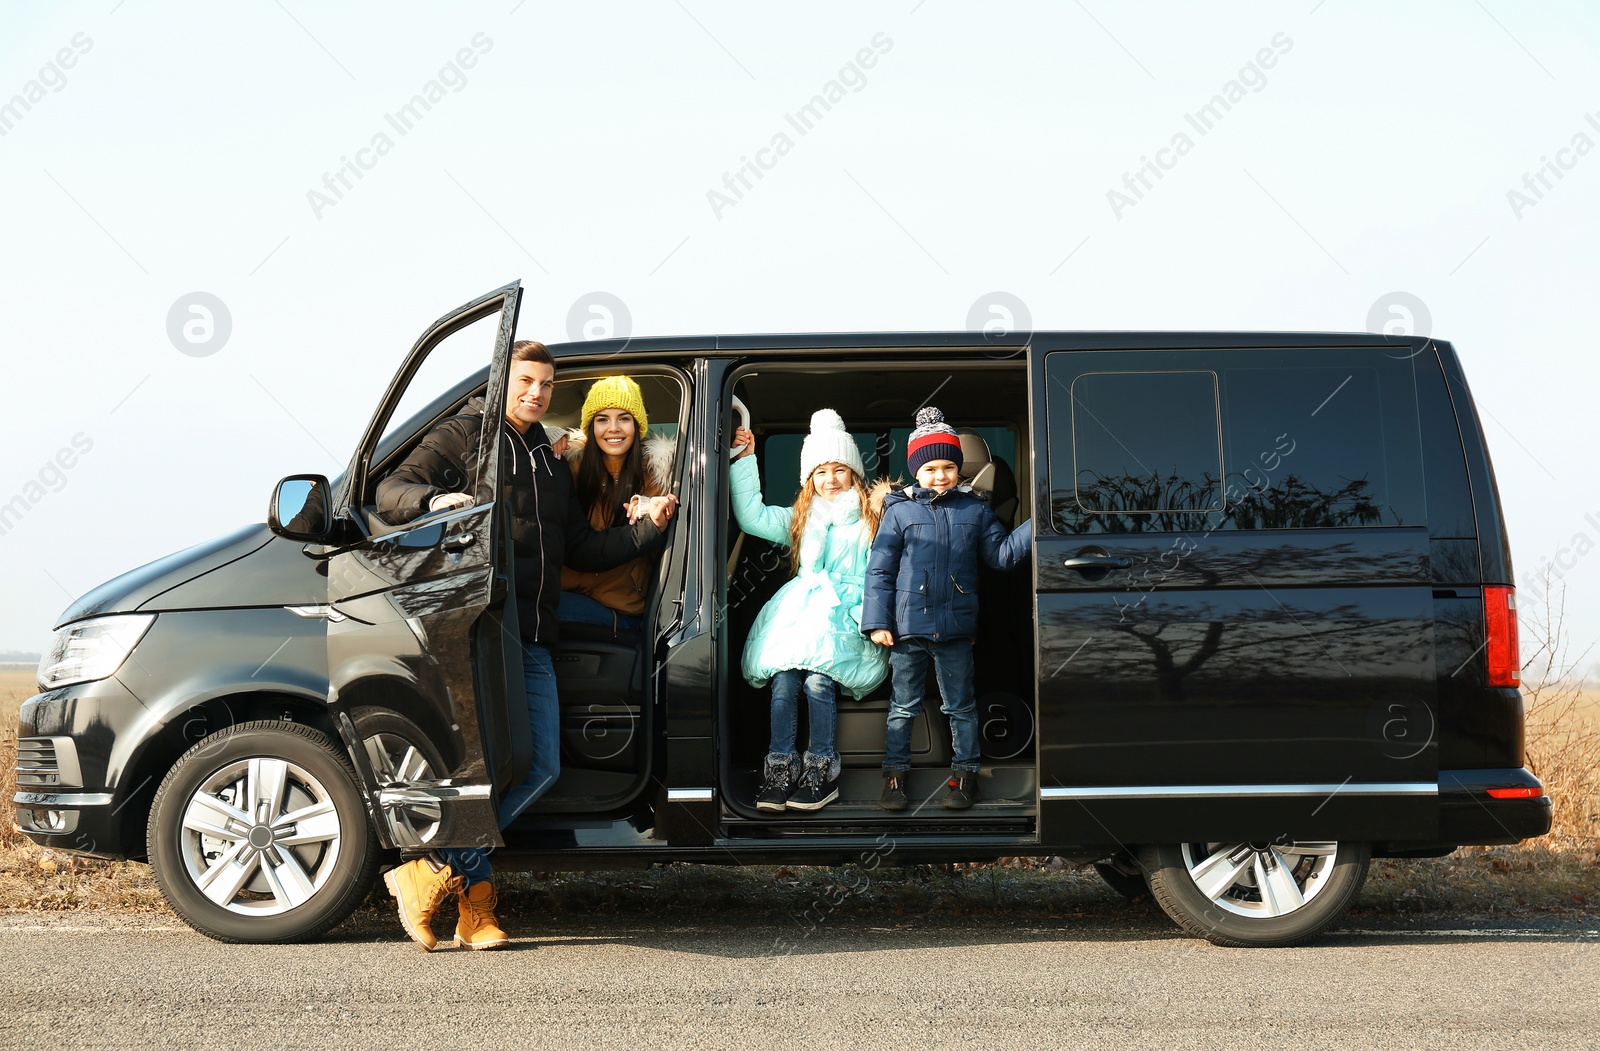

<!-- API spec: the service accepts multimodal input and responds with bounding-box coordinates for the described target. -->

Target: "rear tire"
[1141,840,1369,948]
[147,720,380,943]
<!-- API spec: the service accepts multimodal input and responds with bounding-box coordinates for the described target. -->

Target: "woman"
[558,375,676,633]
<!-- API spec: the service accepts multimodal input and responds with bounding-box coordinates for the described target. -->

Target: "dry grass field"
[2,667,1596,921]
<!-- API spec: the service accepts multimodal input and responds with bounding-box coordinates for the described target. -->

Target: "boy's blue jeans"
[437,640,559,886]
[882,637,980,773]
[767,668,838,762]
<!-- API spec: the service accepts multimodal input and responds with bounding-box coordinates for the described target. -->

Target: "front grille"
[15,737,82,788]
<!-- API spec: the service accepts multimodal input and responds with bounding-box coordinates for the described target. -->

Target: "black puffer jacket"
[376,401,665,645]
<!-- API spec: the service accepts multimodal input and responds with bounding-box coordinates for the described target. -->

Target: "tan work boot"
[383,857,458,951]
[454,879,510,950]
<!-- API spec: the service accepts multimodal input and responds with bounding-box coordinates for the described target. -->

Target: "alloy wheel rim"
[363,732,441,844]
[1180,840,1338,918]
[180,757,343,916]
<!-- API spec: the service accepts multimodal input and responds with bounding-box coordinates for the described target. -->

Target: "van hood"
[54,524,274,629]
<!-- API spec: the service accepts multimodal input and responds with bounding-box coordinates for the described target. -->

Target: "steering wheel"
[729,396,751,459]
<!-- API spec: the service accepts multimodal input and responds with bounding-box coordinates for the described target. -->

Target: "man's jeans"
[768,668,838,762]
[438,640,559,885]
[882,638,979,773]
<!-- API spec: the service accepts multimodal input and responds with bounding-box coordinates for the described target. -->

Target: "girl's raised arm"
[729,452,794,545]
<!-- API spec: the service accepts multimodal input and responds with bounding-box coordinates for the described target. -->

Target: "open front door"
[1029,339,1439,847]
[322,282,525,851]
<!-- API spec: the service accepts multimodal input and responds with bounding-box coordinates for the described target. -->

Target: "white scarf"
[797,488,861,576]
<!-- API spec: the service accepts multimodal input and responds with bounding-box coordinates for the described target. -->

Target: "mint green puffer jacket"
[731,455,888,700]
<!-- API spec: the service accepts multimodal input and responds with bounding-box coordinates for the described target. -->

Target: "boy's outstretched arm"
[978,510,1033,572]
[860,508,904,637]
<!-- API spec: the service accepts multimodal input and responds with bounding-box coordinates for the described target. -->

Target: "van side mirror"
[269,474,331,540]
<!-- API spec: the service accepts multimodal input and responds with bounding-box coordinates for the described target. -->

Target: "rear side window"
[1069,371,1223,515]
[1047,348,1426,534]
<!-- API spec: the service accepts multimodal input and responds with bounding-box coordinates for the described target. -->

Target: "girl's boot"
[787,753,841,811]
[756,753,800,812]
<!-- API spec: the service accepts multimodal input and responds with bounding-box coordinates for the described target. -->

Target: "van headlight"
[38,614,156,690]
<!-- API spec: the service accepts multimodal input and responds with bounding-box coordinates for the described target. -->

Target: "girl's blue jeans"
[768,668,839,762]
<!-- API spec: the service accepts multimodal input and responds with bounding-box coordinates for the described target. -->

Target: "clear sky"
[1,1,1596,676]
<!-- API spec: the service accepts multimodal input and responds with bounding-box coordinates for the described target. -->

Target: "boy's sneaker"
[756,754,799,812]
[943,771,979,810]
[787,754,840,812]
[880,769,909,811]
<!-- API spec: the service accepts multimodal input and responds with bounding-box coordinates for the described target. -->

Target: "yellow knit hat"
[580,375,649,437]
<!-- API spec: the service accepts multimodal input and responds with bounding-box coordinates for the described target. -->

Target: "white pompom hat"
[798,408,865,483]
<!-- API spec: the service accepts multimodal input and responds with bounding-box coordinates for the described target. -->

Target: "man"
[376,340,677,951]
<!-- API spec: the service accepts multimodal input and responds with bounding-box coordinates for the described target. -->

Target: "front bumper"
[13,675,150,859]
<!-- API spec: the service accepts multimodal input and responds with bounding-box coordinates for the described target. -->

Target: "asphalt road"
[2,910,1596,1051]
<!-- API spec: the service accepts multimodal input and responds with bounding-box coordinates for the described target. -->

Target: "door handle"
[1062,555,1132,570]
[443,532,477,552]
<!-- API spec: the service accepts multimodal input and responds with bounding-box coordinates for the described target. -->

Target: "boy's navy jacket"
[861,485,1033,641]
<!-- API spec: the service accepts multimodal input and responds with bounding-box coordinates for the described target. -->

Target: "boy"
[861,407,1033,810]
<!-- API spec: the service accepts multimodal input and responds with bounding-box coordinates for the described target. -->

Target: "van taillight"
[1486,786,1543,799]
[1483,585,1520,688]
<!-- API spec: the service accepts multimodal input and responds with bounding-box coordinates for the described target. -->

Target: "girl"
[731,408,888,811]
[558,375,677,633]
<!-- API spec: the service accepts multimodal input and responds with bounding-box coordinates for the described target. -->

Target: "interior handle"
[728,395,751,459]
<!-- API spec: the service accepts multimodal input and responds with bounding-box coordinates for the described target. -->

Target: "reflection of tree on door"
[1053,471,1386,534]
[1046,596,1430,701]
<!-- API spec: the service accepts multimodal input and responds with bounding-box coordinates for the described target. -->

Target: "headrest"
[957,430,995,494]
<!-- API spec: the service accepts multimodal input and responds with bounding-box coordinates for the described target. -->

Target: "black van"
[13,281,1549,948]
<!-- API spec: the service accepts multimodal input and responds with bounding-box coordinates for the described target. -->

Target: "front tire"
[147,720,380,943]
[354,707,448,847]
[1141,840,1369,948]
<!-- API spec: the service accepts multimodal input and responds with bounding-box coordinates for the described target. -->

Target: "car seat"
[958,430,1018,523]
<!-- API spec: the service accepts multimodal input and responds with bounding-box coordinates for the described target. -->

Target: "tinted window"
[1069,371,1222,515]
[884,425,1017,489]
[763,425,1020,506]
[761,432,878,507]
[1047,349,1426,533]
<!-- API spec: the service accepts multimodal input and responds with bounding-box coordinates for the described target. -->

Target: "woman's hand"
[630,493,679,529]
[732,426,755,459]
[550,433,571,459]
[871,629,894,647]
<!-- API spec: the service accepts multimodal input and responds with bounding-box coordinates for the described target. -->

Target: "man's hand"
[732,426,755,459]
[871,629,894,647]
[429,492,474,513]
